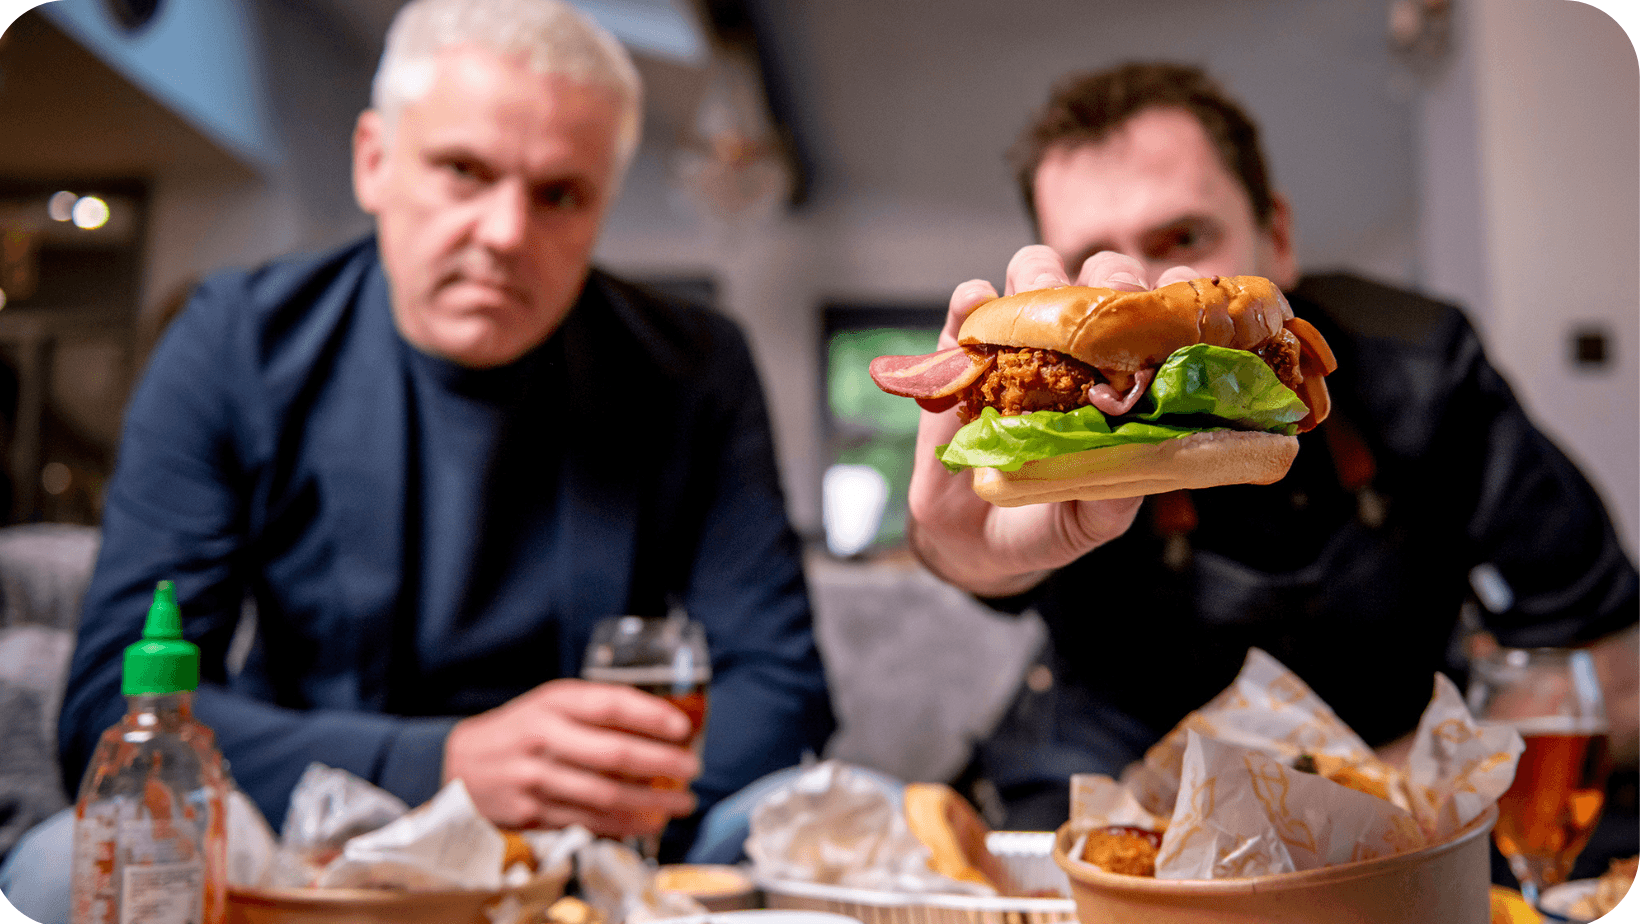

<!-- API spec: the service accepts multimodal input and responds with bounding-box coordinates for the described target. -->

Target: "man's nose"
[474,180,529,252]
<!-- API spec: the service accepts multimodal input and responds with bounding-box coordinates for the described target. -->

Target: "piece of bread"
[957,277,1291,374]
[970,429,1299,507]
[903,782,1017,894]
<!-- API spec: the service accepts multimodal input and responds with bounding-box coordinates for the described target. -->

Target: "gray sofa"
[0,524,99,861]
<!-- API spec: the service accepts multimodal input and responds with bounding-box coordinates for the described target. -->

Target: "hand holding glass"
[1467,647,1611,904]
[581,615,711,859]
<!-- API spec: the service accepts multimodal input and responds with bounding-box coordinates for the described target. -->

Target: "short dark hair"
[1010,62,1276,234]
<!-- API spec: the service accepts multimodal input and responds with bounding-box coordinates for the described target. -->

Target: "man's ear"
[1260,193,1300,290]
[353,110,388,216]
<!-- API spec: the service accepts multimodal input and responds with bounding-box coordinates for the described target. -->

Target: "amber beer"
[1492,718,1611,889]
[583,664,711,787]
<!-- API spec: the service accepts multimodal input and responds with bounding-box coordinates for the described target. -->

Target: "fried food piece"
[1082,826,1162,877]
[1489,885,1540,924]
[653,864,753,899]
[544,896,603,924]
[501,830,538,873]
[1293,752,1394,802]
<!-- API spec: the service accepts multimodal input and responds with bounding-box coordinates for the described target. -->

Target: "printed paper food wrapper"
[1154,731,1429,878]
[1072,648,1523,880]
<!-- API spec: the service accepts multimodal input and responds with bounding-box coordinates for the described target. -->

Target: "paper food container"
[760,831,1078,924]
[1051,804,1497,924]
[225,865,570,924]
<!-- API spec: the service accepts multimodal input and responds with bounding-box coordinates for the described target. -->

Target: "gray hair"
[371,0,643,172]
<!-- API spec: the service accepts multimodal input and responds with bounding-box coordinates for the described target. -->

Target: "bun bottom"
[970,430,1299,507]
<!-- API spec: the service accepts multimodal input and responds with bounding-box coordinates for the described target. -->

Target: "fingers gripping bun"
[957,276,1291,374]
[971,430,1300,507]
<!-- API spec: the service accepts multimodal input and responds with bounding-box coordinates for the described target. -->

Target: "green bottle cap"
[122,580,199,695]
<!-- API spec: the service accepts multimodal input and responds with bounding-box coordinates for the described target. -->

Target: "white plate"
[1538,879,1601,922]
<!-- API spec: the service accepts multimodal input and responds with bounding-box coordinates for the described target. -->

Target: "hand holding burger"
[898,248,1335,598]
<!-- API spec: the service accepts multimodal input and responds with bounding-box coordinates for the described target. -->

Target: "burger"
[868,276,1337,506]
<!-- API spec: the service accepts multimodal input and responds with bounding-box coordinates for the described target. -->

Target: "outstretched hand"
[443,678,700,838]
[905,246,1201,597]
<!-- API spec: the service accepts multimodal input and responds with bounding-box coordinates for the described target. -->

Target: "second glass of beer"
[581,614,711,861]
[1467,646,1611,906]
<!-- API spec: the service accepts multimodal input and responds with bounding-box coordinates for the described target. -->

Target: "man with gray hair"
[3,0,832,914]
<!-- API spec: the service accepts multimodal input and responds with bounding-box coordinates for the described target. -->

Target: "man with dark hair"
[1010,62,1279,236]
[908,62,1637,844]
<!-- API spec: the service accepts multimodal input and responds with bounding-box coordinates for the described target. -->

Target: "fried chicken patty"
[956,334,1304,424]
[1254,328,1303,395]
[956,347,1099,423]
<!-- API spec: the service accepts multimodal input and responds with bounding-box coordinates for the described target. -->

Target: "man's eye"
[443,160,484,183]
[536,182,587,210]
[1148,226,1210,261]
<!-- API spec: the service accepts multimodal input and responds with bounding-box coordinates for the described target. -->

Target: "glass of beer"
[581,614,711,860]
[1468,646,1611,905]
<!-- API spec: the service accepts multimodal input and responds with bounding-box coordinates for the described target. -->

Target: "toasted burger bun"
[971,430,1300,507]
[903,782,1016,894]
[957,276,1291,374]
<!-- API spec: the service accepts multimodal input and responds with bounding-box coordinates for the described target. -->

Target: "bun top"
[957,276,1292,373]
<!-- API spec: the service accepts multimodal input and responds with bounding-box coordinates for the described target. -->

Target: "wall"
[37,0,375,310]
[1419,0,1638,557]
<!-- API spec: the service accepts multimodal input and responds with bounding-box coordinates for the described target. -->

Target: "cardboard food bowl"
[1052,804,1496,924]
[226,866,570,924]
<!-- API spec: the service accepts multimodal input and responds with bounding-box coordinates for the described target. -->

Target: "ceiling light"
[72,196,111,230]
[669,47,794,230]
[48,191,77,222]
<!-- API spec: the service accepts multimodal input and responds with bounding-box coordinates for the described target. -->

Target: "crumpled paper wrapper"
[745,759,994,895]
[271,762,414,886]
[317,778,511,889]
[1072,648,1523,880]
[228,764,584,900]
[575,836,708,923]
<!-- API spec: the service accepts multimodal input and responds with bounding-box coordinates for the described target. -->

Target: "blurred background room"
[0,0,1634,852]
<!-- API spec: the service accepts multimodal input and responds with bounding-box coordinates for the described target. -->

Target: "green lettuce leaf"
[935,343,1306,472]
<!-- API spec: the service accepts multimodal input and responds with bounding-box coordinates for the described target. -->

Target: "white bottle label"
[119,859,204,924]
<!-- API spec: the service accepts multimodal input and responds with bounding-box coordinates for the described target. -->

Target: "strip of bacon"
[1284,317,1337,430]
[1286,317,1338,376]
[868,347,995,402]
[1086,366,1156,417]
